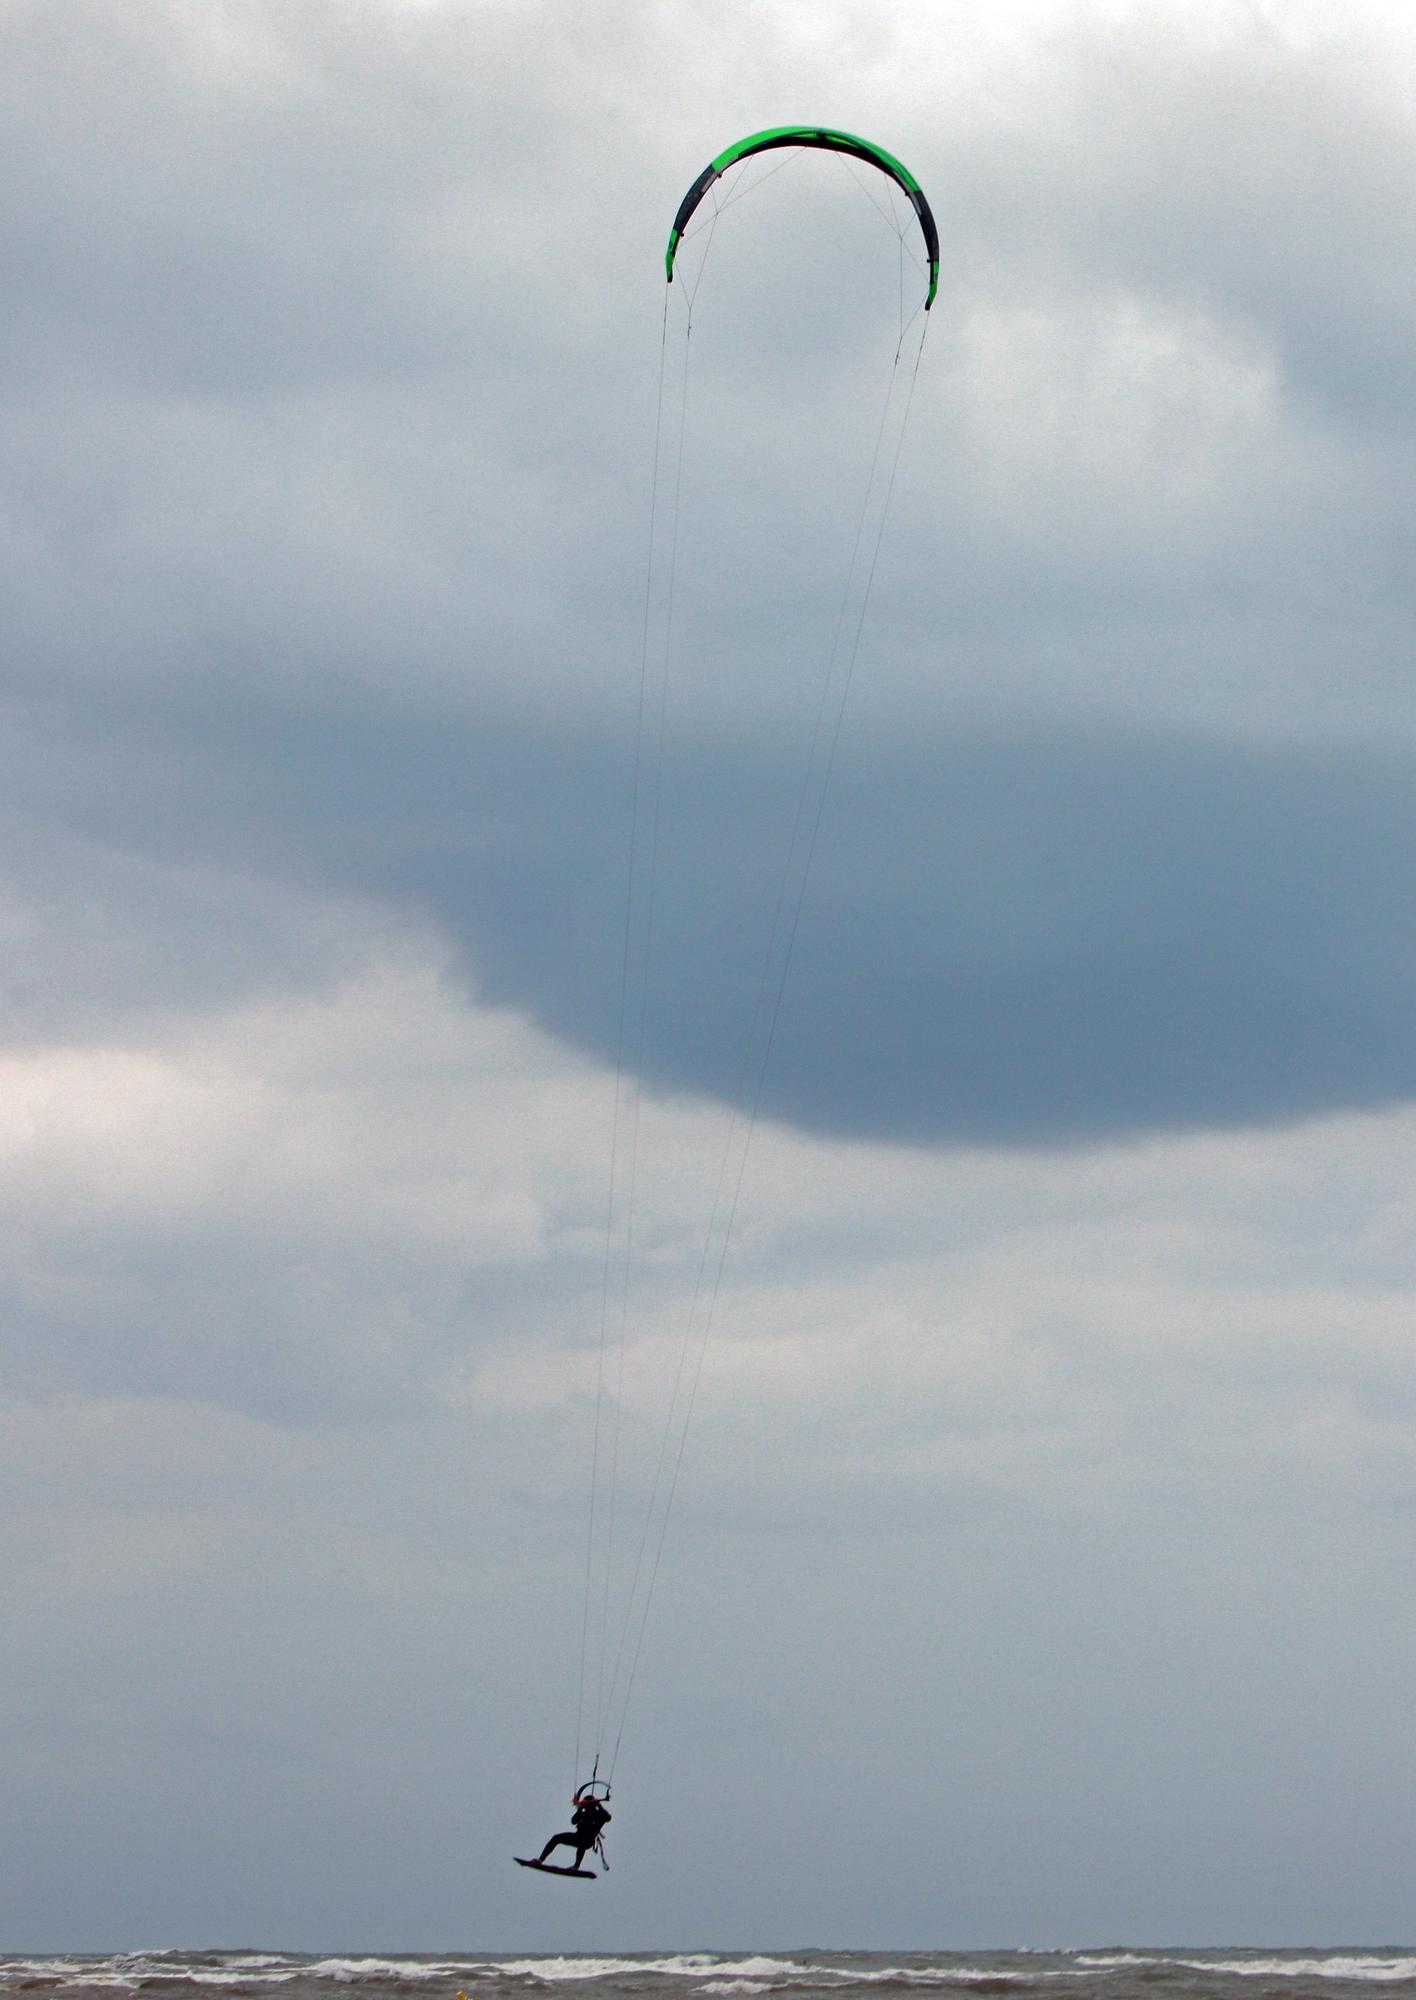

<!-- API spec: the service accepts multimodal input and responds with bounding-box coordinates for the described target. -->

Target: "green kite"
[666,125,940,310]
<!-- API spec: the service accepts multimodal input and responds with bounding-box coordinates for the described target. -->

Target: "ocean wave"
[852,1969,1082,1986]
[1076,1953,1416,1983]
[0,1955,484,1992]
[488,1961,1081,1992]
[10,1951,1416,2000]
[0,1954,304,1993]
[304,1961,483,1984]
[3,1955,303,1991]
[0,1965,98,1978]
[1195,1958,1416,1982]
[148,1972,303,1989]
[491,1962,804,1985]
[485,1962,1039,1990]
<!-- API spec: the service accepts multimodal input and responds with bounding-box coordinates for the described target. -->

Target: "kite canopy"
[665,125,940,311]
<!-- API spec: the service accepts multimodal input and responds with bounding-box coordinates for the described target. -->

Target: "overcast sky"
[3,0,1416,1957]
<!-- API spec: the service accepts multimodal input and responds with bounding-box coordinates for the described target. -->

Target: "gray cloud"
[14,681,1415,1144]
[432,718,1416,1143]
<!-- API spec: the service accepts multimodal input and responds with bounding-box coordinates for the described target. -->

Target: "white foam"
[703,1964,805,1983]
[492,1960,673,1983]
[170,1974,302,1989]
[4,1957,285,1994]
[85,1968,302,1989]
[868,1966,1073,1988]
[489,1961,1065,1991]
[1,1958,498,1993]
[492,1959,802,1984]
[828,1969,1051,1988]
[1,1964,97,1979]
[176,1968,302,1984]
[1079,1953,1416,1983]
[1193,1958,1416,1983]
[303,1961,476,1984]
[1,1957,304,1992]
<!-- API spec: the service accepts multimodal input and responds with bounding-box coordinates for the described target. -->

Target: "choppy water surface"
[5,1951,1416,2000]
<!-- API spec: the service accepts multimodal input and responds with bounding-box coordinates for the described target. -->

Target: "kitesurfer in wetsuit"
[538,1788,611,1870]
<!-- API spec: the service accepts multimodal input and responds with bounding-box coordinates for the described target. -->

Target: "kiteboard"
[515,1856,596,1879]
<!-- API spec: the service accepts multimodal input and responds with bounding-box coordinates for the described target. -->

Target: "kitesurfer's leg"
[538,1832,577,1864]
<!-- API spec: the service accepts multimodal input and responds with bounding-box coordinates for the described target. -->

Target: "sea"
[2,1950,1416,2000]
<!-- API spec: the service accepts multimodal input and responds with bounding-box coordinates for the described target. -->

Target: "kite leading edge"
[665,124,940,310]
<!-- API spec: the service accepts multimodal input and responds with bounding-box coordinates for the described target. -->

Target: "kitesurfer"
[538,1787,611,1871]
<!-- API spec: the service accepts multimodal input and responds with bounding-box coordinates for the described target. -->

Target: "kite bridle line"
[578,253,703,1796]
[576,135,937,1790]
[575,289,672,1792]
[600,312,931,1789]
